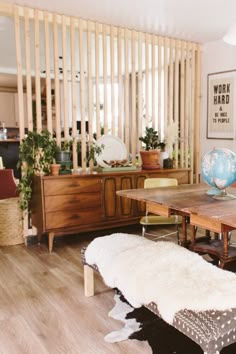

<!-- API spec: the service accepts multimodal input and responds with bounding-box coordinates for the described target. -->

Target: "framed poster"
[207,69,236,139]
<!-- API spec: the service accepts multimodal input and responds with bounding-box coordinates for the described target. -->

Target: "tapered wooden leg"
[223,231,229,258]
[84,265,94,297]
[180,216,189,247]
[48,232,55,253]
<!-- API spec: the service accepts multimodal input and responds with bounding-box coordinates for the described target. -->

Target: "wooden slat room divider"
[1,2,201,182]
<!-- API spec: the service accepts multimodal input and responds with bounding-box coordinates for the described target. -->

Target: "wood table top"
[117,183,236,229]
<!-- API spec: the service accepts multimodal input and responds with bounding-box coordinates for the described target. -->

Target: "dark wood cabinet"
[31,168,190,252]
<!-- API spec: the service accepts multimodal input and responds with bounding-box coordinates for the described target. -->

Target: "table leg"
[190,224,196,244]
[223,231,229,259]
[180,216,189,247]
[84,265,95,297]
[48,232,55,253]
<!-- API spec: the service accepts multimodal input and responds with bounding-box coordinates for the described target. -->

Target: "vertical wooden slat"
[53,13,61,145]
[124,28,129,150]
[62,15,69,139]
[79,19,86,170]
[138,32,143,151]
[110,25,115,135]
[14,5,25,140]
[24,7,33,131]
[158,36,162,138]
[44,11,52,134]
[145,33,149,126]
[34,8,42,131]
[163,37,168,136]
[174,40,180,168]
[118,28,123,138]
[180,41,185,167]
[14,5,27,237]
[87,21,93,146]
[103,23,108,134]
[195,44,202,183]
[70,17,78,169]
[95,22,101,139]
[151,35,156,128]
[131,30,136,165]
[190,44,196,184]
[169,38,174,126]
[185,42,190,168]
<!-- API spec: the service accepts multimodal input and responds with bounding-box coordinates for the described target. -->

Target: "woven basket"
[0,197,24,246]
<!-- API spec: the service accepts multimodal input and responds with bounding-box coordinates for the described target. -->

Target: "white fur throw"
[85,233,236,324]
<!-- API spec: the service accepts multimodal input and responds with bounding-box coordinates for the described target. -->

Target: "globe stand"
[207,187,223,196]
[212,188,236,201]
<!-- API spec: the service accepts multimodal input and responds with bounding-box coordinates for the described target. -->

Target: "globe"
[201,148,236,199]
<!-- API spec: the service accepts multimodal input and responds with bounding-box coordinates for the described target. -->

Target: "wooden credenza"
[31,168,190,252]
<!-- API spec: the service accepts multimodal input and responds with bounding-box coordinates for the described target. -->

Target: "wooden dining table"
[117,183,236,270]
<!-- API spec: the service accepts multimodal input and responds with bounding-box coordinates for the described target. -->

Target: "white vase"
[160,151,169,168]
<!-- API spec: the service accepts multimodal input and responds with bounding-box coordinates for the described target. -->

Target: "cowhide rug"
[105,290,236,354]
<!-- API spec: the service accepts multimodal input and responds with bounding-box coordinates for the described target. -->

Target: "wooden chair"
[140,178,182,242]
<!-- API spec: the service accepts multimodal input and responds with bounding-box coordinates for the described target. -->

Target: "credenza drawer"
[43,177,101,196]
[45,210,102,229]
[44,193,101,212]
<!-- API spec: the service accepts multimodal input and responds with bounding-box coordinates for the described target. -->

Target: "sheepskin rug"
[85,233,236,324]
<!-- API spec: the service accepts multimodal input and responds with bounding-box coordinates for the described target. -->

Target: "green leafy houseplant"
[17,130,58,210]
[139,127,164,169]
[77,141,104,166]
[139,127,163,150]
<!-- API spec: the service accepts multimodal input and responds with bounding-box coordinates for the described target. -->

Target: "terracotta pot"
[140,150,161,169]
[50,164,61,176]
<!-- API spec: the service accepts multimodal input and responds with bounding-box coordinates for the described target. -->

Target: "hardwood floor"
[0,225,153,354]
[1,225,235,354]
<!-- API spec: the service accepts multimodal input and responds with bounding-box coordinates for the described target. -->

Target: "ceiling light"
[223,23,236,45]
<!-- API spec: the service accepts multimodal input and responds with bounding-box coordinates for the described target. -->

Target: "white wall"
[201,39,236,158]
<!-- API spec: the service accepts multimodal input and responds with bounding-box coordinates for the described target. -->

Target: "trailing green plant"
[17,130,58,210]
[139,127,164,151]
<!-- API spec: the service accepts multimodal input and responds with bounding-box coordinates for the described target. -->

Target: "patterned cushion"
[81,247,236,354]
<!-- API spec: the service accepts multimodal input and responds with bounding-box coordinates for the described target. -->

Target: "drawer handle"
[70,214,80,220]
[69,183,80,187]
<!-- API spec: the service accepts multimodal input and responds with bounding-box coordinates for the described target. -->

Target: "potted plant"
[17,130,58,210]
[77,140,104,167]
[56,138,73,174]
[139,127,163,169]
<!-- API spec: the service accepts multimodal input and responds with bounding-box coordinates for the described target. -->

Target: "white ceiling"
[2,0,236,43]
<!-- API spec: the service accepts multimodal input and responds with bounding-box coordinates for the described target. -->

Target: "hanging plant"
[17,130,58,210]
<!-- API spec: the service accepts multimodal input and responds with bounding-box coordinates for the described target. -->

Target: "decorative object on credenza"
[50,163,61,176]
[95,135,127,168]
[139,127,162,169]
[201,147,236,200]
[56,138,73,174]
[163,157,173,169]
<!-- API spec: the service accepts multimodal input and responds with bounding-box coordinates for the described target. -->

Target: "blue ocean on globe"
[201,148,236,193]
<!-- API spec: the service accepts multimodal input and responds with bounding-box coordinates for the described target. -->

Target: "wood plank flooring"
[0,225,235,354]
[0,225,153,354]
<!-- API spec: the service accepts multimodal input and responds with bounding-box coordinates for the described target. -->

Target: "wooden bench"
[82,234,236,354]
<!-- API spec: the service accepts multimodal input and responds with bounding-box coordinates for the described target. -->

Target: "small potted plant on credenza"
[139,127,164,169]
